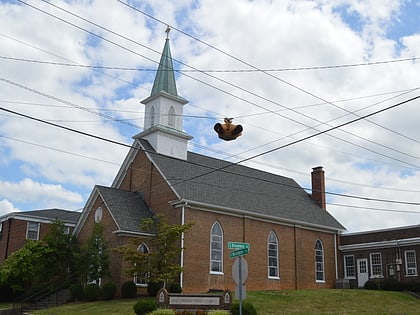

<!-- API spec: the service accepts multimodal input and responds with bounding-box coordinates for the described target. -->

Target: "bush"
[84,283,100,301]
[364,279,382,290]
[382,279,404,291]
[101,281,117,300]
[147,281,164,297]
[231,301,257,315]
[121,280,137,298]
[69,283,84,301]
[168,282,182,293]
[151,311,174,315]
[133,299,158,315]
[208,311,230,315]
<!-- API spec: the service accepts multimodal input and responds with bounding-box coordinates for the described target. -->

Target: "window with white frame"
[268,231,279,278]
[344,255,356,278]
[405,250,417,276]
[315,239,325,281]
[210,222,223,273]
[134,243,150,286]
[370,252,383,278]
[26,222,40,240]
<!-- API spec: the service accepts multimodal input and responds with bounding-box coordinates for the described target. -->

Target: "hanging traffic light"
[214,118,243,141]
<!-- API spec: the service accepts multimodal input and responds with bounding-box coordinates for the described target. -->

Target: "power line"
[3,101,420,215]
[15,0,420,173]
[2,54,418,73]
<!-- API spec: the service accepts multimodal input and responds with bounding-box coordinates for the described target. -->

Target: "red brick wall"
[181,207,338,293]
[0,218,74,263]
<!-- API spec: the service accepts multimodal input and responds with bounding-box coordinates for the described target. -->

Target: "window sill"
[268,276,280,280]
[405,274,418,277]
[210,271,224,275]
[344,277,356,279]
[316,280,326,283]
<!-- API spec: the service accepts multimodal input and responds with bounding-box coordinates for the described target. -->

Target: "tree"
[0,220,80,292]
[83,223,110,285]
[41,220,80,284]
[117,214,193,288]
[0,240,47,292]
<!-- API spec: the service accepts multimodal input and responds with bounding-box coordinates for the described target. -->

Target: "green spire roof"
[151,38,178,97]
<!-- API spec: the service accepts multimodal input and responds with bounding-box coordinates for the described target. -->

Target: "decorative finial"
[165,26,171,39]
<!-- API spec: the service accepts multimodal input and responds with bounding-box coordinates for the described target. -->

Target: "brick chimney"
[311,166,326,210]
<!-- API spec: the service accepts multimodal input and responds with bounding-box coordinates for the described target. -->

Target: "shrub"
[147,281,164,297]
[382,279,404,291]
[364,279,382,290]
[121,280,137,298]
[208,311,230,315]
[101,281,117,300]
[231,301,257,315]
[168,282,182,293]
[84,283,100,301]
[69,283,84,301]
[133,299,158,315]
[151,311,174,315]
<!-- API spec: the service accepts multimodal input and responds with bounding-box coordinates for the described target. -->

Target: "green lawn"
[31,289,420,315]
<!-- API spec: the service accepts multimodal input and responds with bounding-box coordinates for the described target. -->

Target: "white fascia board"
[339,237,420,252]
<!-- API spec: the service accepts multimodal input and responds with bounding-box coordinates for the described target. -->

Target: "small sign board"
[227,242,250,250]
[229,248,249,258]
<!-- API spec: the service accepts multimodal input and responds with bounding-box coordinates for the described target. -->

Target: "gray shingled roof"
[141,140,344,231]
[96,185,153,232]
[0,208,81,224]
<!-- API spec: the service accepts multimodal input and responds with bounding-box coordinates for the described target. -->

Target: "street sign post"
[228,242,250,315]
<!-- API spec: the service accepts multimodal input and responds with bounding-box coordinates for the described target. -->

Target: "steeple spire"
[150,26,178,97]
[136,28,192,161]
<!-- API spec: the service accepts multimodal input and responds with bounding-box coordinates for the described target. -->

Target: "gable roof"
[0,208,80,224]
[138,140,345,232]
[74,185,154,236]
[96,185,153,232]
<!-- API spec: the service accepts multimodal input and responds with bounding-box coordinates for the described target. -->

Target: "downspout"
[5,218,12,260]
[180,203,186,288]
[334,233,338,280]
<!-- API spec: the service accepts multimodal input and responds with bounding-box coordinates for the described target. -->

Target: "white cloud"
[0,199,21,217]
[0,0,419,232]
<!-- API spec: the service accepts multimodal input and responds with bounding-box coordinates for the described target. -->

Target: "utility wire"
[16,0,420,172]
[2,54,418,73]
[1,95,419,206]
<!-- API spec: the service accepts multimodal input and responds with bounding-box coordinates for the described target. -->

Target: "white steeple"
[134,28,192,160]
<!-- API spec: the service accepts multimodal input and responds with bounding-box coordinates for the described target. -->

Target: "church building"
[73,33,345,294]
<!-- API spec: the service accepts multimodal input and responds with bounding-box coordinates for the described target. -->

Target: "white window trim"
[267,231,280,279]
[404,250,418,277]
[369,252,384,278]
[209,222,224,275]
[134,243,150,287]
[344,255,356,279]
[26,221,40,240]
[315,239,325,282]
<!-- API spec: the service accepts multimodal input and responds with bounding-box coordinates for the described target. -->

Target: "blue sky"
[0,0,420,232]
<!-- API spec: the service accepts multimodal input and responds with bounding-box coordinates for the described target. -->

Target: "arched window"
[150,106,155,126]
[315,239,325,282]
[134,243,150,286]
[210,222,223,273]
[168,106,175,127]
[268,231,279,278]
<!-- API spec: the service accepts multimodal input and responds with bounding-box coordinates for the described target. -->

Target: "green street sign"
[228,242,250,250]
[229,248,249,258]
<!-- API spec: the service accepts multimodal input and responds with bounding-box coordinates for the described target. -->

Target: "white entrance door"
[357,258,369,288]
